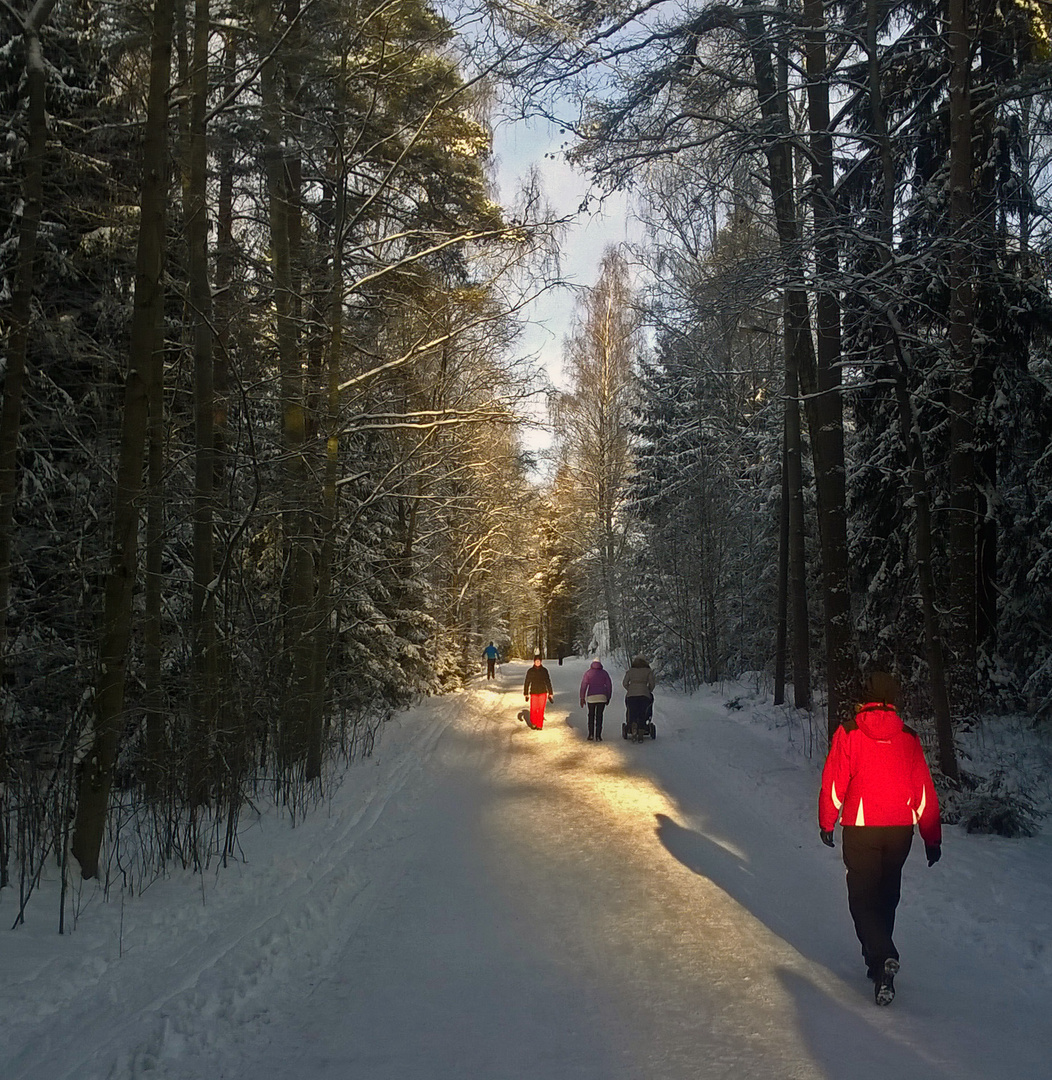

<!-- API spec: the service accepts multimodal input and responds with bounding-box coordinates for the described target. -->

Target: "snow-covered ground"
[3,658,1050,1079]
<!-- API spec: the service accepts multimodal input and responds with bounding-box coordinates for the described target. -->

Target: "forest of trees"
[3,0,1052,918]
[0,0,565,917]
[499,0,1052,795]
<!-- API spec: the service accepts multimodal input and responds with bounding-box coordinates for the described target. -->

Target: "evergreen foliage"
[0,0,554,906]
[487,0,1052,815]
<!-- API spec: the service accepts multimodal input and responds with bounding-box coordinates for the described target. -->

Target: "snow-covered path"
[4,659,1051,1079]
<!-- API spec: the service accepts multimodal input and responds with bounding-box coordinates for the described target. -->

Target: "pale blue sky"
[490,112,643,462]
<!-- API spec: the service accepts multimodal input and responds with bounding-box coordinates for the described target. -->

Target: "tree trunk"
[973,0,1002,667]
[773,428,789,706]
[785,361,811,709]
[891,333,961,782]
[214,28,237,485]
[306,120,348,782]
[742,2,838,717]
[866,0,959,780]
[258,0,315,772]
[802,0,855,736]
[71,0,176,879]
[0,9,62,663]
[143,294,166,801]
[188,0,217,805]
[0,1,61,887]
[946,0,977,710]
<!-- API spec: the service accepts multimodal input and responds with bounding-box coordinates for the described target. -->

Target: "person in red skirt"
[523,653,553,729]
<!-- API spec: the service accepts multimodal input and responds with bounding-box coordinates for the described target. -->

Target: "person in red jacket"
[818,671,942,1006]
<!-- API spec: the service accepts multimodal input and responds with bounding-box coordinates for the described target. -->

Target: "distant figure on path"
[483,641,501,679]
[818,671,942,1006]
[579,659,612,741]
[622,656,656,737]
[523,653,553,729]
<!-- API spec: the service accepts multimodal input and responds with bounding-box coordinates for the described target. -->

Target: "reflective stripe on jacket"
[818,703,941,846]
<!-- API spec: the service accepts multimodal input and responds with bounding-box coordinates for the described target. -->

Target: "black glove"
[820,829,835,848]
[926,844,941,866]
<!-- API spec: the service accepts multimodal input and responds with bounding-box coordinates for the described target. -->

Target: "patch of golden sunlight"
[466,698,949,1077]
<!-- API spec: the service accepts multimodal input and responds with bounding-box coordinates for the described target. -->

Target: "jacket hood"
[854,702,904,741]
[630,656,650,668]
[589,660,604,670]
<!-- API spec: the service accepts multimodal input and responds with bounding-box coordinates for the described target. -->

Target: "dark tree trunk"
[0,1,62,887]
[774,429,789,706]
[188,0,217,805]
[946,0,978,711]
[742,1,847,724]
[802,0,855,736]
[785,362,811,709]
[866,0,959,780]
[258,0,315,772]
[72,0,176,879]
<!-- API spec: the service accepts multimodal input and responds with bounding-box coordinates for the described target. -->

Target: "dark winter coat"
[819,703,942,846]
[622,657,656,698]
[523,664,553,698]
[579,661,613,706]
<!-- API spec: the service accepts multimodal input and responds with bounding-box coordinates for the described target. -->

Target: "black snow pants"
[841,825,914,971]
[626,696,650,728]
[587,701,606,738]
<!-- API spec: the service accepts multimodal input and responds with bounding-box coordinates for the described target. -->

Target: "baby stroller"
[622,695,656,742]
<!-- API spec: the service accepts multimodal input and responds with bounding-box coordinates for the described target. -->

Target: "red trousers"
[529,694,547,729]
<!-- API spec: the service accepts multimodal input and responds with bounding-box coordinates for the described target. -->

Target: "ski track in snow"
[2,661,1050,1080]
[2,705,457,1080]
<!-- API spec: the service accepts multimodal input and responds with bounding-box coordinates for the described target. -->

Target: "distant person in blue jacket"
[483,642,501,679]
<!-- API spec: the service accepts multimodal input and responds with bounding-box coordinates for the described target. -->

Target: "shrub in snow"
[939,771,1044,838]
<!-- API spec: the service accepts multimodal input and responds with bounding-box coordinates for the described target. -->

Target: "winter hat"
[863,671,900,706]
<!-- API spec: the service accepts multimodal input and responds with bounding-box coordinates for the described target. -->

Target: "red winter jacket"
[819,703,941,846]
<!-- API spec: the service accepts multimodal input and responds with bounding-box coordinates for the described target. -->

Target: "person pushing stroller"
[622,656,656,741]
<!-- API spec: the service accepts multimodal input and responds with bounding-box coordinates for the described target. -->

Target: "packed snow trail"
[3,659,1050,1079]
[234,669,829,1080]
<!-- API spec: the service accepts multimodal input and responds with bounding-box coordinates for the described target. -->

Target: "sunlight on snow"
[468,686,948,1077]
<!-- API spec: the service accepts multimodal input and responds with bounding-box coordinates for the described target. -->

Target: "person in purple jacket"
[579,659,613,741]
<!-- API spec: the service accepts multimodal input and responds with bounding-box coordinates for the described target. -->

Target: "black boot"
[875,958,899,1006]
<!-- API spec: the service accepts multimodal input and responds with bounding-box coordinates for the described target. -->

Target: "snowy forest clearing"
[3,659,1050,1080]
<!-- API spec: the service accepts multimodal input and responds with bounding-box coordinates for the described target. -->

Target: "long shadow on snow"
[655,812,967,1080]
[776,968,970,1080]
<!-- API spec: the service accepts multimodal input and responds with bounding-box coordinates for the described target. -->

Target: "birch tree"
[553,247,639,652]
